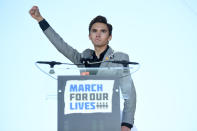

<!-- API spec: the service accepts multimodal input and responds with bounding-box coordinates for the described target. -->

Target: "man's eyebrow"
[91,29,97,31]
[101,29,107,31]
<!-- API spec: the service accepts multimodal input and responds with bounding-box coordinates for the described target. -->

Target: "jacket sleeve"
[118,53,136,127]
[42,24,81,64]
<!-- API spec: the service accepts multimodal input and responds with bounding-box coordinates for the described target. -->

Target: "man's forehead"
[91,22,108,30]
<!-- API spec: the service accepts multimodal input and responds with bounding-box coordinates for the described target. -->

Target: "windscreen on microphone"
[80,49,94,64]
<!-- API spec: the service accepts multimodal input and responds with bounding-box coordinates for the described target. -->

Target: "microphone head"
[80,49,94,63]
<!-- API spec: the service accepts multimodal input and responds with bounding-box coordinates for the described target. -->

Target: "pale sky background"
[1,0,197,131]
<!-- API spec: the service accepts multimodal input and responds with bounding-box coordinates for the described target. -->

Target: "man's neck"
[94,45,108,59]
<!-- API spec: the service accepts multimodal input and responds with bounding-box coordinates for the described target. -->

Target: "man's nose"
[96,31,101,37]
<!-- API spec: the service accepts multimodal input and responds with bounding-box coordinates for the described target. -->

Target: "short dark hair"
[89,15,113,36]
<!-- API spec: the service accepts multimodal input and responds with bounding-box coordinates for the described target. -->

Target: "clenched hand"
[29,6,44,22]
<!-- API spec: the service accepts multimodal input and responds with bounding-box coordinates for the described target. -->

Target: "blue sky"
[1,0,197,130]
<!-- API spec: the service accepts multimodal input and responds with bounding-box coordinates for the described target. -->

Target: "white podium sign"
[64,80,114,114]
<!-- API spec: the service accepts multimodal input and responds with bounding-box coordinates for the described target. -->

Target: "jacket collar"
[99,46,114,67]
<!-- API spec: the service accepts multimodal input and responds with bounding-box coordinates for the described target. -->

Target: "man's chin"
[93,44,107,48]
[93,42,108,47]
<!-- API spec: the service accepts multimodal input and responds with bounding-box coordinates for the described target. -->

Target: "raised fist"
[29,6,43,22]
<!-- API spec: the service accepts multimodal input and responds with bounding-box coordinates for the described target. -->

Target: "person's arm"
[29,6,81,64]
[118,53,136,131]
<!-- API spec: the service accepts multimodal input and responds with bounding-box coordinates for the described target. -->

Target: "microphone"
[36,61,62,68]
[80,49,94,66]
[111,60,139,67]
[80,58,92,64]
[36,61,63,74]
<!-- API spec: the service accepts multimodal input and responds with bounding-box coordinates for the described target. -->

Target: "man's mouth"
[95,38,101,41]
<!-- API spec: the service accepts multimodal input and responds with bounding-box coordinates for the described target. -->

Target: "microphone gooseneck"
[110,60,139,67]
[36,61,62,68]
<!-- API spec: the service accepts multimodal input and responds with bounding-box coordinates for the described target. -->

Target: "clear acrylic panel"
[35,62,140,100]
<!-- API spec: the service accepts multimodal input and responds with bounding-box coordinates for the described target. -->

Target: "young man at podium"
[29,6,137,131]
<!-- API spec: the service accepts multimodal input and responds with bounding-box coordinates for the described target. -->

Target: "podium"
[58,75,120,131]
[37,65,138,131]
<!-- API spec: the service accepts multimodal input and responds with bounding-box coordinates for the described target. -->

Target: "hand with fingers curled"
[29,6,44,22]
[121,126,132,131]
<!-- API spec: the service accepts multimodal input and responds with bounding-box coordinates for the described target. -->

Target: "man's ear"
[108,35,112,41]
